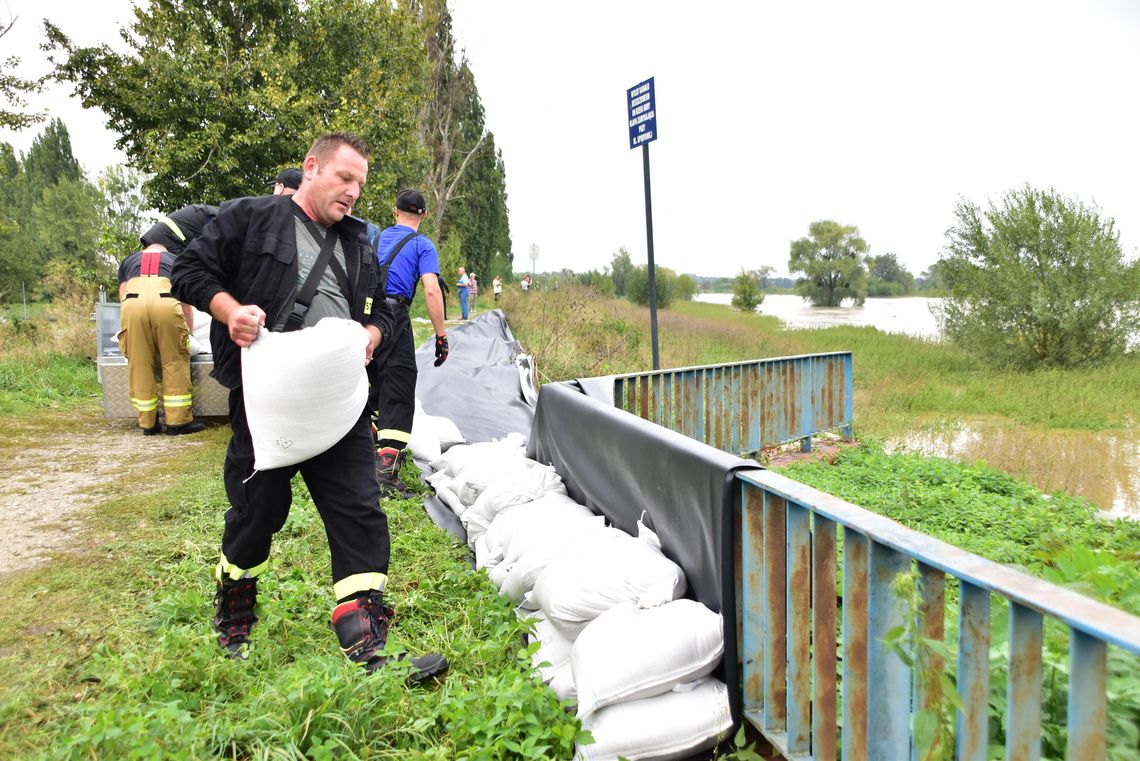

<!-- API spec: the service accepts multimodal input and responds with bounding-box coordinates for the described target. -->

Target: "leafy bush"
[937,185,1140,369]
[625,264,675,308]
[731,270,763,312]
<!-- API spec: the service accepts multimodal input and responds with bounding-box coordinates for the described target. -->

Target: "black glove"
[434,334,449,366]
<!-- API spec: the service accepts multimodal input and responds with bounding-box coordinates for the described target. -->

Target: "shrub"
[937,185,1140,369]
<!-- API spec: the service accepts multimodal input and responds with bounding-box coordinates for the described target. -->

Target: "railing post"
[842,530,869,761]
[1006,602,1043,761]
[741,482,765,719]
[868,541,911,760]
[813,515,838,761]
[956,582,991,761]
[1067,629,1107,761]
[762,490,788,738]
[786,502,811,754]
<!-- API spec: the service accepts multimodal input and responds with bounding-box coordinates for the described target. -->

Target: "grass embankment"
[0,320,584,757]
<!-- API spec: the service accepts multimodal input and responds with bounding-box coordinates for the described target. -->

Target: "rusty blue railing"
[736,467,1140,761]
[610,352,853,454]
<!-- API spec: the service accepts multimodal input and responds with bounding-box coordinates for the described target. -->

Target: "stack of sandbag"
[425,435,567,545]
[407,398,465,463]
[427,442,735,759]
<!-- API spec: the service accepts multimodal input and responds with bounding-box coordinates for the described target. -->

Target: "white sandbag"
[408,400,442,463]
[429,437,526,478]
[528,613,574,682]
[477,493,591,570]
[461,464,568,546]
[572,600,724,719]
[549,662,577,703]
[530,523,687,640]
[507,525,628,608]
[188,307,212,355]
[241,319,370,470]
[576,678,733,761]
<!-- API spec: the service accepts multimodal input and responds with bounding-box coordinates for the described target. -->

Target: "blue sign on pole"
[627,77,657,150]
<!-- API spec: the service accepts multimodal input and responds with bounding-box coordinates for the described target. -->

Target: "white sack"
[528,613,574,683]
[572,600,724,719]
[408,400,442,463]
[530,524,687,640]
[429,437,526,478]
[241,319,370,470]
[576,678,734,761]
[478,493,590,570]
[508,525,628,608]
[461,462,568,546]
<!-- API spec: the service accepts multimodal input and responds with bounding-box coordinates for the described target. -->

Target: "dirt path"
[0,412,208,574]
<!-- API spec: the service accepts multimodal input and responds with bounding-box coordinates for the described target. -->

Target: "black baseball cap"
[271,168,303,190]
[140,204,220,254]
[395,189,426,215]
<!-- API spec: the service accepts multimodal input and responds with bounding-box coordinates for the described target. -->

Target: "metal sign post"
[627,76,660,370]
[528,243,539,276]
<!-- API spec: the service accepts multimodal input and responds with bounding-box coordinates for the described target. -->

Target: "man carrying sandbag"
[171,131,447,682]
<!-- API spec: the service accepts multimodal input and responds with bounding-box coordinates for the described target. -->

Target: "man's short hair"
[270,168,303,190]
[308,131,371,164]
[395,189,427,215]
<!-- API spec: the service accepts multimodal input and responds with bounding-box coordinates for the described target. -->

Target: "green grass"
[0,422,584,759]
[0,353,101,416]
[502,287,1139,435]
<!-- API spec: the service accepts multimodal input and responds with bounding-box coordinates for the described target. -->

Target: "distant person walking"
[456,267,470,319]
[118,204,217,435]
[469,272,478,312]
[492,274,502,303]
[370,189,449,499]
[521,274,531,293]
[270,168,302,196]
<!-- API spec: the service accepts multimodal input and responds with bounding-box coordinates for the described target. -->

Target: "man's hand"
[365,324,382,365]
[434,334,449,367]
[228,304,266,347]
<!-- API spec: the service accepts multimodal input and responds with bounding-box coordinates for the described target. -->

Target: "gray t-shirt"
[273,217,352,330]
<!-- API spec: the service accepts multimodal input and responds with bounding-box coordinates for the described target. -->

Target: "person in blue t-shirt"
[369,189,449,498]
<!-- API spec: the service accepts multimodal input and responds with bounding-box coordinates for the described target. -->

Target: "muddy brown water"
[887,419,1140,518]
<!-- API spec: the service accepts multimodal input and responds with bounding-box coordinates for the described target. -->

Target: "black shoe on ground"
[166,421,206,436]
[376,469,418,500]
[331,592,449,683]
[142,422,162,436]
[214,577,258,658]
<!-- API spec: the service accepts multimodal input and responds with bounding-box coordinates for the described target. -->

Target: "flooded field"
[887,419,1140,518]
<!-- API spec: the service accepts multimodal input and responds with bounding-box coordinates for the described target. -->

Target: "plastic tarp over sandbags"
[576,678,734,761]
[529,522,687,640]
[413,310,536,445]
[571,600,724,719]
[241,319,370,470]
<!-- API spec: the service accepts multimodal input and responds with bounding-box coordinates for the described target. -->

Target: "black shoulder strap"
[378,230,419,293]
[278,211,341,332]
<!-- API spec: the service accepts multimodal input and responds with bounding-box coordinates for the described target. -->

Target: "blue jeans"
[459,287,469,319]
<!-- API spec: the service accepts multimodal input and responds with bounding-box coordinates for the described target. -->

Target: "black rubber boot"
[376,448,418,500]
[214,577,258,659]
[166,421,206,435]
[331,591,448,683]
[142,422,162,435]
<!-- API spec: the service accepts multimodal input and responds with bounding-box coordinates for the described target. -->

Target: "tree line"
[729,185,1139,370]
[0,0,512,303]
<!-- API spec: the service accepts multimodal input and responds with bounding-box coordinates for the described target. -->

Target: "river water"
[693,292,1139,517]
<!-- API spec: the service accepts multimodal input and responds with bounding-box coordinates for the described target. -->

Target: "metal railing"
[737,467,1140,760]
[610,352,853,455]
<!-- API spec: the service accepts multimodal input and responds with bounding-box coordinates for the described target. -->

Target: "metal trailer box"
[96,299,230,419]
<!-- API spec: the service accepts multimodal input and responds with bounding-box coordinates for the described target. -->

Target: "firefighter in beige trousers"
[116,204,217,435]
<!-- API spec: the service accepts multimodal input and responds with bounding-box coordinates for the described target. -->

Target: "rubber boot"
[331,591,448,682]
[214,577,258,659]
[376,447,418,500]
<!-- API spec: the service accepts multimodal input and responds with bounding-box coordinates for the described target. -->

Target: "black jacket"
[171,194,395,390]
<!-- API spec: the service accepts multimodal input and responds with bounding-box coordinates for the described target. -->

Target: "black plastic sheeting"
[413,309,536,444]
[415,310,536,542]
[527,380,755,728]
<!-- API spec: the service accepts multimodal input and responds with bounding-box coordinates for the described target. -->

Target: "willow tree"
[938,185,1140,369]
[788,220,868,306]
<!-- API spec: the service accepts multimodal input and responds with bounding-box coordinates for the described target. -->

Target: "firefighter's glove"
[434,334,449,367]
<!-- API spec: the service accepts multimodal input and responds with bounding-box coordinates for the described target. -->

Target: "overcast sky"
[3,0,1140,278]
